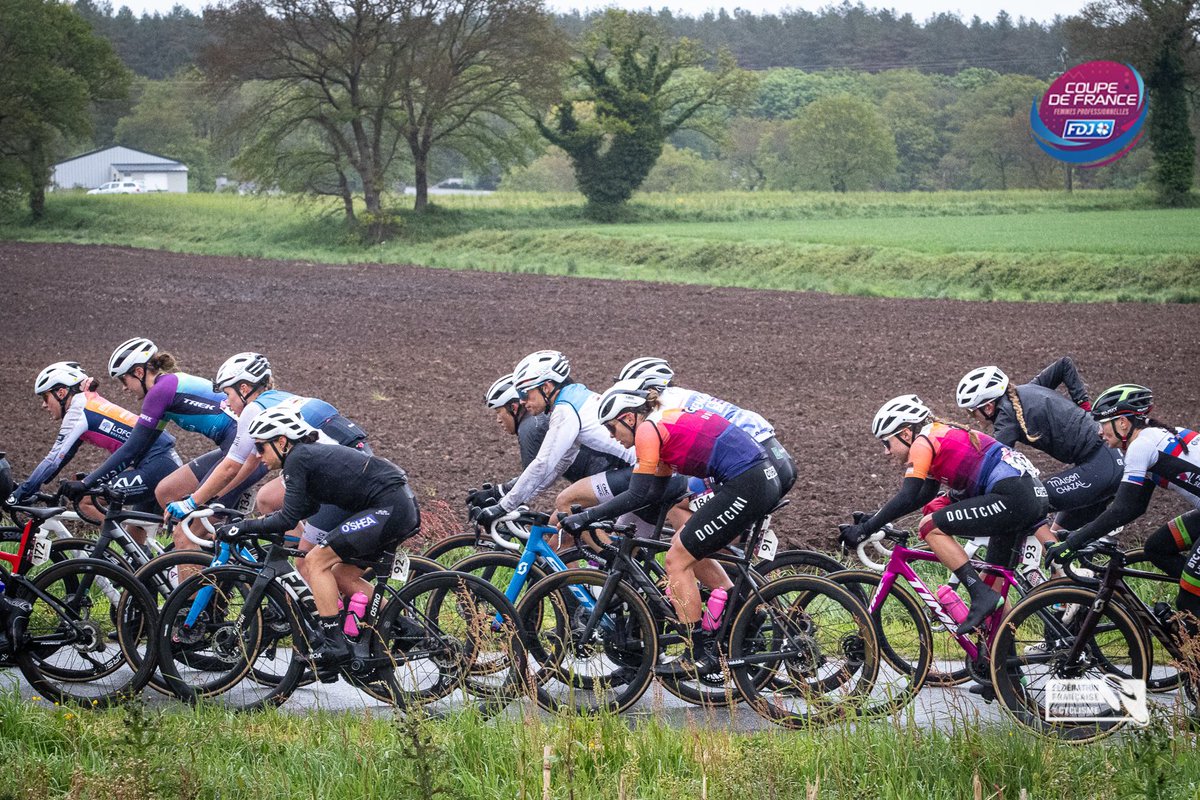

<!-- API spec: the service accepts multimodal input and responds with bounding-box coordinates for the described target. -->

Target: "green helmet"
[1092,384,1153,422]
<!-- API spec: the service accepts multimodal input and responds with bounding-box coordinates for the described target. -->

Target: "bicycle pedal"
[967,683,995,703]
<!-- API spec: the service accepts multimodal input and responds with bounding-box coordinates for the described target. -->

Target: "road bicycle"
[0,500,158,705]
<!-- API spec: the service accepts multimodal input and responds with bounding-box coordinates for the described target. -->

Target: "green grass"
[3,690,1199,799]
[2,189,1198,302]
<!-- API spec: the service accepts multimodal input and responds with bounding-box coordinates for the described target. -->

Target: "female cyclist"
[99,337,264,520]
[559,379,783,676]
[216,407,419,678]
[956,359,1121,544]
[1046,384,1200,632]
[839,395,1049,634]
[166,352,369,565]
[472,351,633,531]
[12,362,181,514]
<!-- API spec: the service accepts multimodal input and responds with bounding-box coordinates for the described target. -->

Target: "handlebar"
[853,523,907,573]
[167,504,245,549]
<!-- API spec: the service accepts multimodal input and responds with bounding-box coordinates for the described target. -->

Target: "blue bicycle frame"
[494,523,605,626]
[182,540,259,627]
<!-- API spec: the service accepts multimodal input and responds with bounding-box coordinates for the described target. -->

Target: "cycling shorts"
[322,486,420,561]
[678,460,781,560]
[931,474,1048,568]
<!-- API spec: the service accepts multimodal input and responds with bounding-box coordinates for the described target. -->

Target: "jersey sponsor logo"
[1045,472,1092,493]
[763,465,778,481]
[110,474,145,489]
[340,515,378,533]
[181,397,216,410]
[944,499,1008,522]
[139,413,156,425]
[1034,485,1048,498]
[693,495,747,542]
[99,419,115,434]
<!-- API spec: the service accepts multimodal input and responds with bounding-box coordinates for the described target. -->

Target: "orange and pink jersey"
[904,422,1025,497]
[633,407,766,483]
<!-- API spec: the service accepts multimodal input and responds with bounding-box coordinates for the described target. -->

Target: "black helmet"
[1091,384,1153,422]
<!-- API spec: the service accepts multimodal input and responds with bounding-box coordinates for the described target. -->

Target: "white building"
[52,145,189,193]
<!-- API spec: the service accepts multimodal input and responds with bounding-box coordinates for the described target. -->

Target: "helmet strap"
[539,383,559,410]
[135,365,150,396]
[236,380,264,408]
[616,413,638,437]
[506,400,524,427]
[982,401,999,423]
[269,439,290,465]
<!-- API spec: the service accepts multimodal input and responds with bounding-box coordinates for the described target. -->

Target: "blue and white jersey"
[658,386,776,443]
[227,390,340,464]
[499,382,634,511]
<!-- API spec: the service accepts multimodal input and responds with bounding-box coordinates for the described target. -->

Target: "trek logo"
[181,398,215,410]
[1045,677,1148,725]
[693,496,747,542]
[943,500,1007,522]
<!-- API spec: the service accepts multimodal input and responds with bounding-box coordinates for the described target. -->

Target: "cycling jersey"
[85,372,236,486]
[235,443,412,538]
[992,358,1098,465]
[226,390,346,465]
[499,382,634,512]
[658,386,775,443]
[1121,427,1200,507]
[514,412,627,485]
[635,407,767,483]
[15,389,177,500]
[906,423,1028,497]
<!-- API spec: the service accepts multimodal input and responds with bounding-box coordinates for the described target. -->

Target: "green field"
[3,690,1199,800]
[2,190,1198,302]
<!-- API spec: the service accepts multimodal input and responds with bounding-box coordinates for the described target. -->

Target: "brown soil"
[2,242,1197,549]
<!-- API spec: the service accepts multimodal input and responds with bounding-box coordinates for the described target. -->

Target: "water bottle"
[935,584,968,625]
[701,587,729,632]
[344,592,369,637]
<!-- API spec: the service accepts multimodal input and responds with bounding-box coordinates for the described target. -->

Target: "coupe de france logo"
[1030,61,1147,168]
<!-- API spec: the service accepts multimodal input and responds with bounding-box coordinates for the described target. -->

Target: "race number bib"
[1001,448,1040,478]
[390,551,411,583]
[756,525,779,562]
[30,530,52,566]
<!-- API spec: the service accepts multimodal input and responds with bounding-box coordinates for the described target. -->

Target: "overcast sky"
[115,0,1089,24]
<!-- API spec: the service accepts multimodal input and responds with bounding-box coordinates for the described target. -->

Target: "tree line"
[1,0,1195,222]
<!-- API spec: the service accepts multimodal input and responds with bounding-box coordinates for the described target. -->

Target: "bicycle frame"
[872,543,1019,663]
[495,523,599,625]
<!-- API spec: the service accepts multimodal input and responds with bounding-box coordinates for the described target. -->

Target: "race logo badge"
[1030,61,1147,167]
[1045,676,1149,725]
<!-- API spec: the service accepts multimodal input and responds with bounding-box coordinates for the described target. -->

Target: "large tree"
[771,94,897,192]
[1066,1,1199,205]
[538,10,754,219]
[0,0,128,217]
[203,0,564,220]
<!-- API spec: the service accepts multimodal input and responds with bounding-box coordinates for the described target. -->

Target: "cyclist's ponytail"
[930,416,982,451]
[1144,417,1191,453]
[1006,385,1041,442]
[146,352,177,373]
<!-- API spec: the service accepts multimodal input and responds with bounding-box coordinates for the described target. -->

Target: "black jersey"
[992,357,1099,465]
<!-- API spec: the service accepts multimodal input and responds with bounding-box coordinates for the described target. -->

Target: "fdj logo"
[1064,119,1115,140]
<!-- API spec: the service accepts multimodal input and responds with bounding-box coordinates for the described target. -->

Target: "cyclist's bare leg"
[332,564,372,601]
[664,535,703,624]
[155,463,198,508]
[303,545,342,616]
[256,476,285,514]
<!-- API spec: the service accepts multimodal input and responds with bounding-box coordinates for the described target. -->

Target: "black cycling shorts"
[319,414,371,454]
[187,447,268,508]
[932,474,1048,568]
[761,436,796,495]
[1042,445,1123,529]
[678,461,782,559]
[323,486,420,561]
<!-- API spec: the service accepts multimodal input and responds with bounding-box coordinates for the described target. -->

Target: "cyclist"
[468,372,628,509]
[619,356,797,496]
[215,407,419,678]
[95,337,264,528]
[472,351,634,532]
[165,352,369,564]
[1046,384,1200,633]
[839,394,1049,635]
[559,379,783,675]
[956,359,1121,549]
[11,362,181,514]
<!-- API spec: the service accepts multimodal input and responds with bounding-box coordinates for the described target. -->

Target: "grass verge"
[2,190,1198,302]
[2,689,1199,799]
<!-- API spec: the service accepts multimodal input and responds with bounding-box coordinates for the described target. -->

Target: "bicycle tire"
[990,585,1149,743]
[15,557,159,706]
[449,550,549,597]
[728,574,879,729]
[421,532,482,567]
[757,548,845,577]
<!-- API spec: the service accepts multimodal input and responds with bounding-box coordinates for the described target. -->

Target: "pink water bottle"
[701,587,729,632]
[344,592,369,637]
[935,585,968,625]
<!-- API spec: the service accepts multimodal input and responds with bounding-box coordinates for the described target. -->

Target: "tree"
[202,0,565,221]
[114,71,219,191]
[537,10,754,219]
[1065,1,1199,205]
[0,0,128,217]
[771,94,897,192]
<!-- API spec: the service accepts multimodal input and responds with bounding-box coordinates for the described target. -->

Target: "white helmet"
[34,362,90,396]
[485,373,521,409]
[512,350,570,393]
[617,357,674,390]
[597,378,651,424]
[108,337,158,378]
[872,394,931,439]
[956,366,1009,409]
[214,352,272,391]
[247,406,317,442]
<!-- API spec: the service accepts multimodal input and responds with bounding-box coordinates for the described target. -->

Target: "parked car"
[87,180,146,195]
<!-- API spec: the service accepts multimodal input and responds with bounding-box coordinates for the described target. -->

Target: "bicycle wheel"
[15,557,158,706]
[133,550,215,694]
[517,568,656,715]
[370,570,529,716]
[728,574,879,729]
[449,551,548,597]
[156,567,303,710]
[825,569,932,718]
[422,533,481,568]
[990,585,1149,742]
[757,548,845,578]
[1119,548,1181,693]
